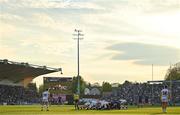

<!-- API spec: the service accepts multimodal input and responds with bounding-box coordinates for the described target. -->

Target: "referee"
[74,93,80,110]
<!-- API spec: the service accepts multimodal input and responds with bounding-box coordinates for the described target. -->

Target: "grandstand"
[0,59,62,87]
[0,59,63,105]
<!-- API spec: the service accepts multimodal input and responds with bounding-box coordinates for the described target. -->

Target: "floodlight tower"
[73,29,84,95]
[152,64,154,104]
[170,63,172,103]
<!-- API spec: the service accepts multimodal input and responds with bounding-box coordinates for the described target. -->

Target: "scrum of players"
[78,98,128,110]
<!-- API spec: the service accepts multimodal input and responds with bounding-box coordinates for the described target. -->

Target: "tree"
[38,84,44,95]
[102,82,112,92]
[92,82,100,87]
[123,80,132,85]
[72,76,86,95]
[87,82,91,88]
[165,66,180,80]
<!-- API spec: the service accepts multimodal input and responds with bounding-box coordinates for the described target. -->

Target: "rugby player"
[41,89,50,111]
[161,85,170,113]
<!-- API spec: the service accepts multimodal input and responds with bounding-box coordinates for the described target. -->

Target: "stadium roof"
[0,59,62,83]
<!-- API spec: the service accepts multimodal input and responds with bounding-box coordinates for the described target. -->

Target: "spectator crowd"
[110,81,180,105]
[0,84,39,105]
[0,81,180,105]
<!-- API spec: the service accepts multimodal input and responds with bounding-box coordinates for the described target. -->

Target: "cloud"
[30,13,75,33]
[94,0,180,14]
[0,13,23,21]
[107,42,180,65]
[1,0,104,10]
[1,0,180,84]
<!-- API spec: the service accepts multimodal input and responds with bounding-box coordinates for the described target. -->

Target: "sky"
[0,0,180,86]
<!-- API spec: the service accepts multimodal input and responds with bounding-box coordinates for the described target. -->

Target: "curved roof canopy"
[0,59,62,83]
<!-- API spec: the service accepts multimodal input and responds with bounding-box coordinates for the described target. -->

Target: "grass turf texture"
[0,105,180,115]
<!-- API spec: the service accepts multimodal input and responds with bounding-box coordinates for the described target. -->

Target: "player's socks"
[163,108,166,113]
[46,106,49,111]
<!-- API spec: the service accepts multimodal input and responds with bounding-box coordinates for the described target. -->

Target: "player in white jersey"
[41,89,50,111]
[161,85,170,113]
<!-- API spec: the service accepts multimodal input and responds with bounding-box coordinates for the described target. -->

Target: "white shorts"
[161,97,168,102]
[42,99,49,103]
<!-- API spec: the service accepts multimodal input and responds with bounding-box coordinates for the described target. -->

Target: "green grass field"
[0,105,180,115]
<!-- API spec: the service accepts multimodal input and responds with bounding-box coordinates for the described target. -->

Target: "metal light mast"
[73,29,84,95]
[170,63,172,103]
[152,64,154,105]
